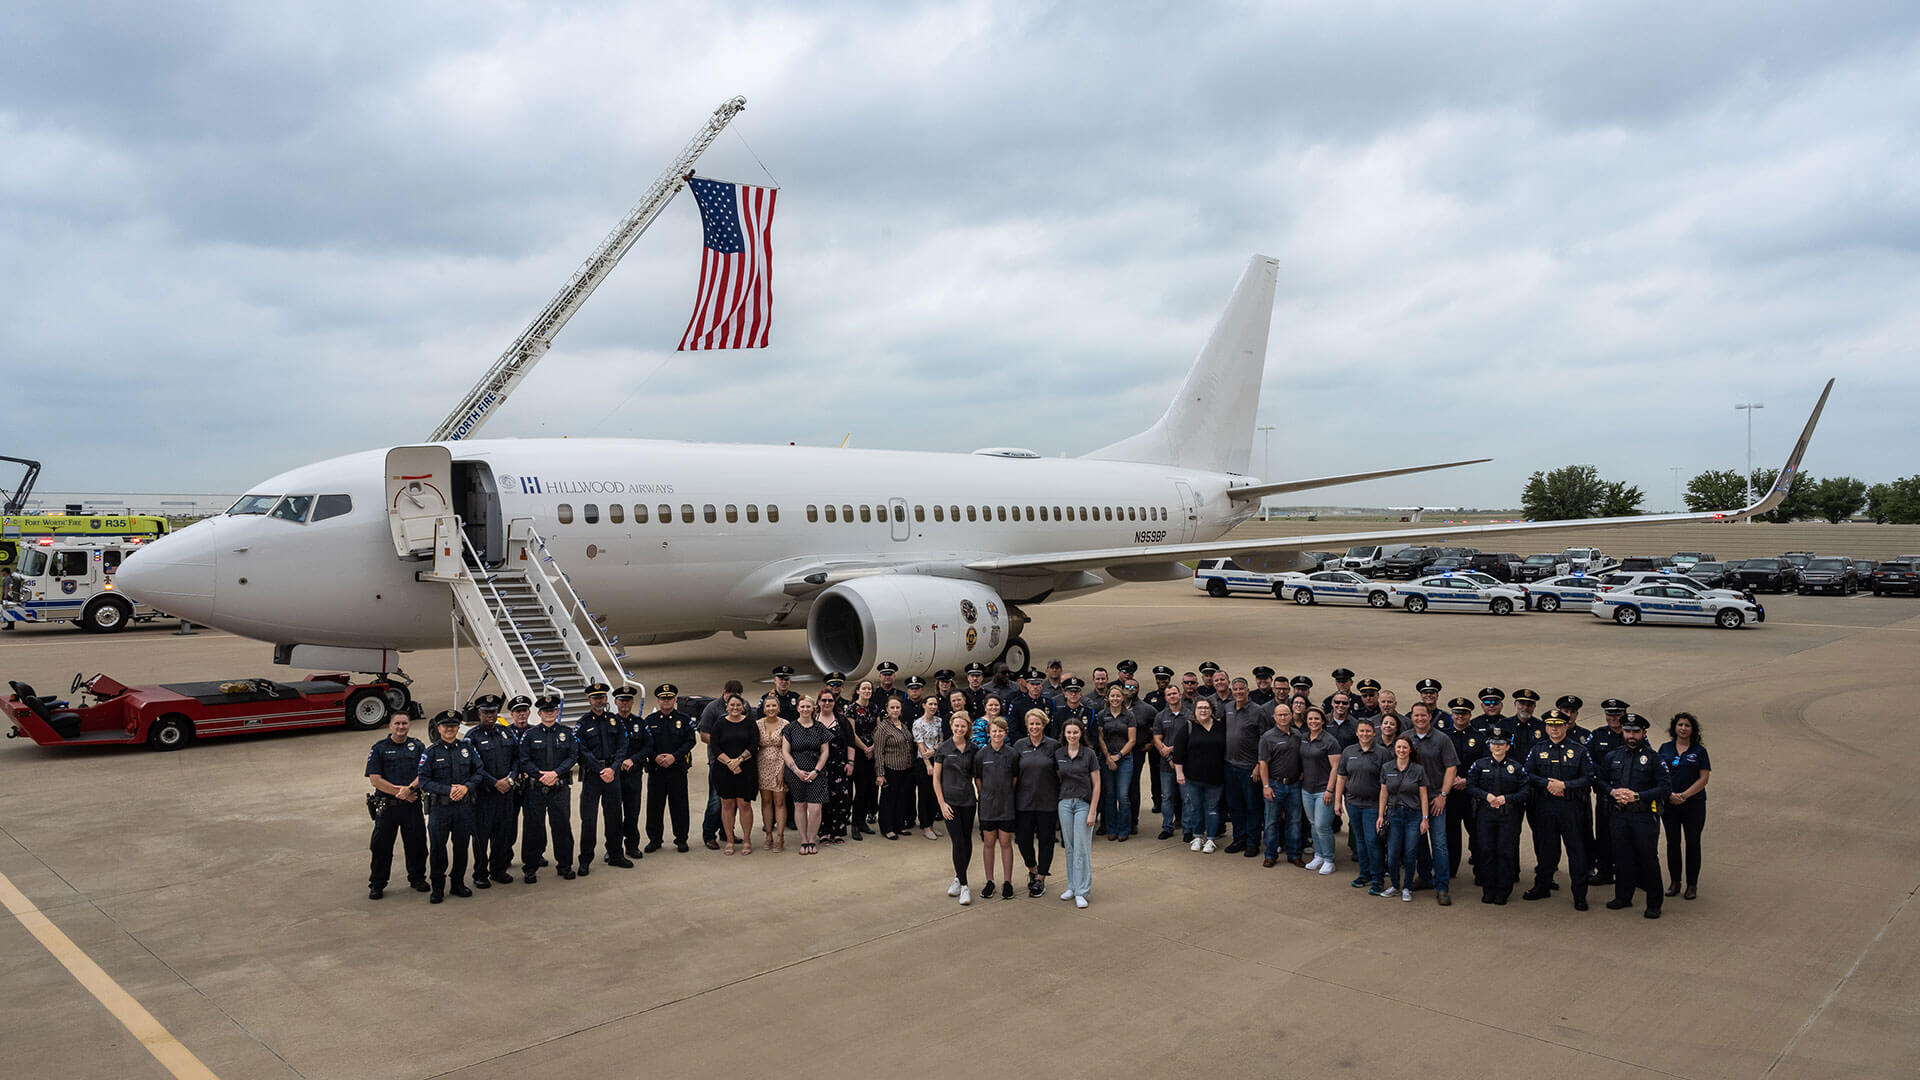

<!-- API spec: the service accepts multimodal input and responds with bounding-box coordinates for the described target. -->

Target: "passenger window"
[950,505,960,521]
[703,504,716,524]
[680,504,694,523]
[558,504,574,524]
[933,505,945,522]
[860,505,872,523]
[312,494,353,522]
[724,505,738,523]
[912,505,923,523]
[1052,506,1062,520]
[825,505,838,523]
[609,504,623,524]
[584,504,599,524]
[745,504,759,523]
[873,504,885,522]
[1080,507,1089,521]
[658,505,671,524]
[271,495,314,523]
[767,505,780,523]
[842,504,854,523]
[808,505,820,523]
[633,504,649,523]
[966,506,977,522]
[996,506,1007,522]
[1025,506,1035,521]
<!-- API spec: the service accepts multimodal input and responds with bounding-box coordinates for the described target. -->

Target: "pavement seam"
[1760,876,1919,1078]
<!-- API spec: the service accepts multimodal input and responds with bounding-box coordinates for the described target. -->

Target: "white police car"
[1596,571,1754,604]
[1386,574,1529,615]
[1193,558,1287,598]
[1276,570,1394,608]
[1527,574,1607,613]
[1590,583,1764,629]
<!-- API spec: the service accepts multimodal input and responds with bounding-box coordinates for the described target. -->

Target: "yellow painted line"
[0,868,220,1080]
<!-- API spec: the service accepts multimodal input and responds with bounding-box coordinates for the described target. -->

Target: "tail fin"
[1083,254,1277,474]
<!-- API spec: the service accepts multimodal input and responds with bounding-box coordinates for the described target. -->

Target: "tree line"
[1519,466,1920,523]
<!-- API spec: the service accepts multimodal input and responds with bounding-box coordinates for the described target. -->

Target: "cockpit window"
[228,494,281,515]
[270,495,315,523]
[311,494,353,522]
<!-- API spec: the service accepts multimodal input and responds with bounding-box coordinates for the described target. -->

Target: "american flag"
[677,177,776,351]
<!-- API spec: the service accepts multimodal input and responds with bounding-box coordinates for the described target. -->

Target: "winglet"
[1722,378,1833,521]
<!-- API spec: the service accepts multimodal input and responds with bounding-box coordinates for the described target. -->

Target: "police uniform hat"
[507,695,533,711]
[613,685,639,701]
[823,672,846,687]
[1543,709,1570,724]
[1448,696,1474,713]
[771,665,795,678]
[655,683,679,698]
[431,709,465,727]
[1198,661,1220,676]
[875,661,900,675]
[1115,659,1138,676]
[1486,729,1511,744]
[1331,667,1355,681]
[472,693,504,711]
[1619,712,1650,730]
[1063,677,1085,691]
[1601,697,1630,713]
[1555,694,1583,711]
[584,681,611,697]
[1512,688,1540,705]
[1023,667,1044,681]
[964,662,987,676]
[1251,665,1276,679]
[1356,678,1381,693]
[1152,665,1174,679]
[904,675,926,689]
[1478,687,1505,703]
[1415,678,1442,694]
[1290,675,1313,689]
[935,669,956,682]
[534,694,562,711]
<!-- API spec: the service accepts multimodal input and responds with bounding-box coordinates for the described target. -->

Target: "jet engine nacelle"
[807,576,1012,678]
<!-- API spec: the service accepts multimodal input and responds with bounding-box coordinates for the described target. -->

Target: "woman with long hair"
[1378,734,1430,902]
[931,713,979,905]
[781,697,831,855]
[849,680,880,836]
[912,693,946,840]
[818,691,855,844]
[1173,698,1228,852]
[1097,686,1138,842]
[709,694,759,855]
[1299,707,1342,877]
[755,694,788,852]
[872,696,917,840]
[1055,717,1101,907]
[1659,712,1710,900]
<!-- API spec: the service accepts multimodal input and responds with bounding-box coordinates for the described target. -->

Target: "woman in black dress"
[818,692,855,844]
[849,680,880,836]
[781,698,831,855]
[709,694,759,855]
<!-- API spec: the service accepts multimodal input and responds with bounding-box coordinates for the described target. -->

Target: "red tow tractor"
[6,672,416,750]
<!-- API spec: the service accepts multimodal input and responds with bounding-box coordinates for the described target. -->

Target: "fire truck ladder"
[420,516,634,704]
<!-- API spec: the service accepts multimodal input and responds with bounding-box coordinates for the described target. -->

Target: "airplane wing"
[968,379,1833,577]
[1226,458,1490,502]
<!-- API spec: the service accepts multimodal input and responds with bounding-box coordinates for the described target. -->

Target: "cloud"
[3,0,1918,509]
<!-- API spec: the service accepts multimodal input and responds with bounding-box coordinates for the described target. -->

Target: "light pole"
[1735,402,1764,522]
[1671,466,1681,513]
[1256,424,1276,521]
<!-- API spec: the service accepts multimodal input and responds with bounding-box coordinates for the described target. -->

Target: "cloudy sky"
[6,1,1917,509]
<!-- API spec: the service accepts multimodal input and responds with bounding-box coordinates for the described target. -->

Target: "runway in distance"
[117,256,1833,679]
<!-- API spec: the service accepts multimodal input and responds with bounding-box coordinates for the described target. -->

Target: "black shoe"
[1481,893,1495,904]
[1494,894,1509,906]
[1158,829,1173,840]
[1410,877,1433,892]
[626,846,644,859]
[1028,879,1044,898]
[704,837,721,850]
[1002,884,1016,900]
[491,871,514,885]
[1095,826,1107,836]
[430,889,444,904]
[850,830,864,842]
[1592,875,1615,886]
[557,867,576,880]
[1242,846,1258,858]
[1522,887,1550,901]
[576,864,591,877]
[1151,803,1162,813]
[1644,908,1661,919]
[410,880,431,893]
[473,876,491,890]
[368,886,384,900]
[984,881,998,898]
[534,857,550,869]
[523,871,538,884]
[1684,885,1697,900]
[1665,881,1682,897]
[644,840,663,853]
[1224,839,1247,853]
[451,883,472,898]
[1574,898,1589,911]
[1182,832,1194,843]
[675,840,690,853]
[607,855,634,868]
[1605,899,1631,910]
[1551,881,1561,891]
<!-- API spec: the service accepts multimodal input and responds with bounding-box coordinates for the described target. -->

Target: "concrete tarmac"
[2,582,1916,1079]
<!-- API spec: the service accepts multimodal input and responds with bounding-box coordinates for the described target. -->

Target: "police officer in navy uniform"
[465,695,523,888]
[1464,728,1530,904]
[365,712,428,900]
[1144,664,1174,814]
[1601,713,1672,918]
[419,710,483,902]
[1556,694,1591,742]
[961,662,990,719]
[1144,665,1173,713]
[933,670,958,717]
[873,661,907,713]
[770,666,801,719]
[1352,677,1383,721]
[1586,699,1630,885]
[1248,666,1278,707]
[517,695,578,882]
[1003,668,1045,730]
[574,682,634,875]
[1472,687,1508,739]
[902,672,930,719]
[643,684,696,852]
[1049,677,1093,742]
[1414,677,1445,720]
[1522,709,1593,910]
[612,686,651,859]
[1288,674,1314,705]
[1508,688,1543,757]
[1322,668,1357,713]
[1445,697,1488,886]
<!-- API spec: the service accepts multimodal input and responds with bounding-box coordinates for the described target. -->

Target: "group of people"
[363,660,1711,920]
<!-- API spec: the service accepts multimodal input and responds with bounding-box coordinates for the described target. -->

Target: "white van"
[1340,543,1411,574]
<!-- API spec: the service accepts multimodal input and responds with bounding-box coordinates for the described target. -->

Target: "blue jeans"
[1348,801,1382,885]
[1159,764,1181,834]
[1102,756,1135,839]
[1262,780,1302,859]
[1058,798,1093,896]
[1302,788,1336,862]
[1386,805,1424,889]
[1182,781,1222,839]
[1224,764,1258,845]
[1415,807,1451,890]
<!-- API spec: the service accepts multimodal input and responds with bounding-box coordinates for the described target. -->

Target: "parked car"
[1514,553,1561,582]
[1556,547,1607,575]
[1671,551,1715,569]
[1796,556,1860,595]
[1426,556,1470,574]
[1432,547,1479,561]
[1682,561,1731,589]
[1527,573,1607,612]
[1387,575,1529,615]
[1870,557,1920,595]
[1276,570,1394,608]
[1781,552,1817,574]
[1193,558,1288,598]
[1598,572,1754,604]
[1731,557,1798,593]
[1852,558,1879,577]
[1590,584,1764,629]
[1465,553,1523,581]
[1617,556,1675,573]
[1378,546,1439,580]
[1301,551,1342,572]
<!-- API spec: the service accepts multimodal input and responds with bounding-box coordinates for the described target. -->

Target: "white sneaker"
[1319,860,1336,876]
[1060,888,1075,901]
[1190,837,1204,851]
[1074,894,1088,909]
[959,886,971,906]
[1382,884,1401,899]
[948,877,962,897]
[1202,838,1217,854]
[1305,855,1325,871]
[1401,888,1414,902]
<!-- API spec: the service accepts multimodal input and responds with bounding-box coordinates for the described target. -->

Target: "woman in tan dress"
[756,694,789,852]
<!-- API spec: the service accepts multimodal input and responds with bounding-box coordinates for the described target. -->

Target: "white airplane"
[116,256,1832,679]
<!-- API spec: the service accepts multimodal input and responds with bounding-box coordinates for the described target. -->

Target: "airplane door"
[384,445,454,558]
[888,498,910,542]
[1173,481,1199,543]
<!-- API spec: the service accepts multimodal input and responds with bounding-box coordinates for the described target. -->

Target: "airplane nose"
[117,520,218,622]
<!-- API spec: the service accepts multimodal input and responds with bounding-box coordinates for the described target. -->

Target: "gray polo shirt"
[1220,699,1274,770]
[1406,726,1460,809]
